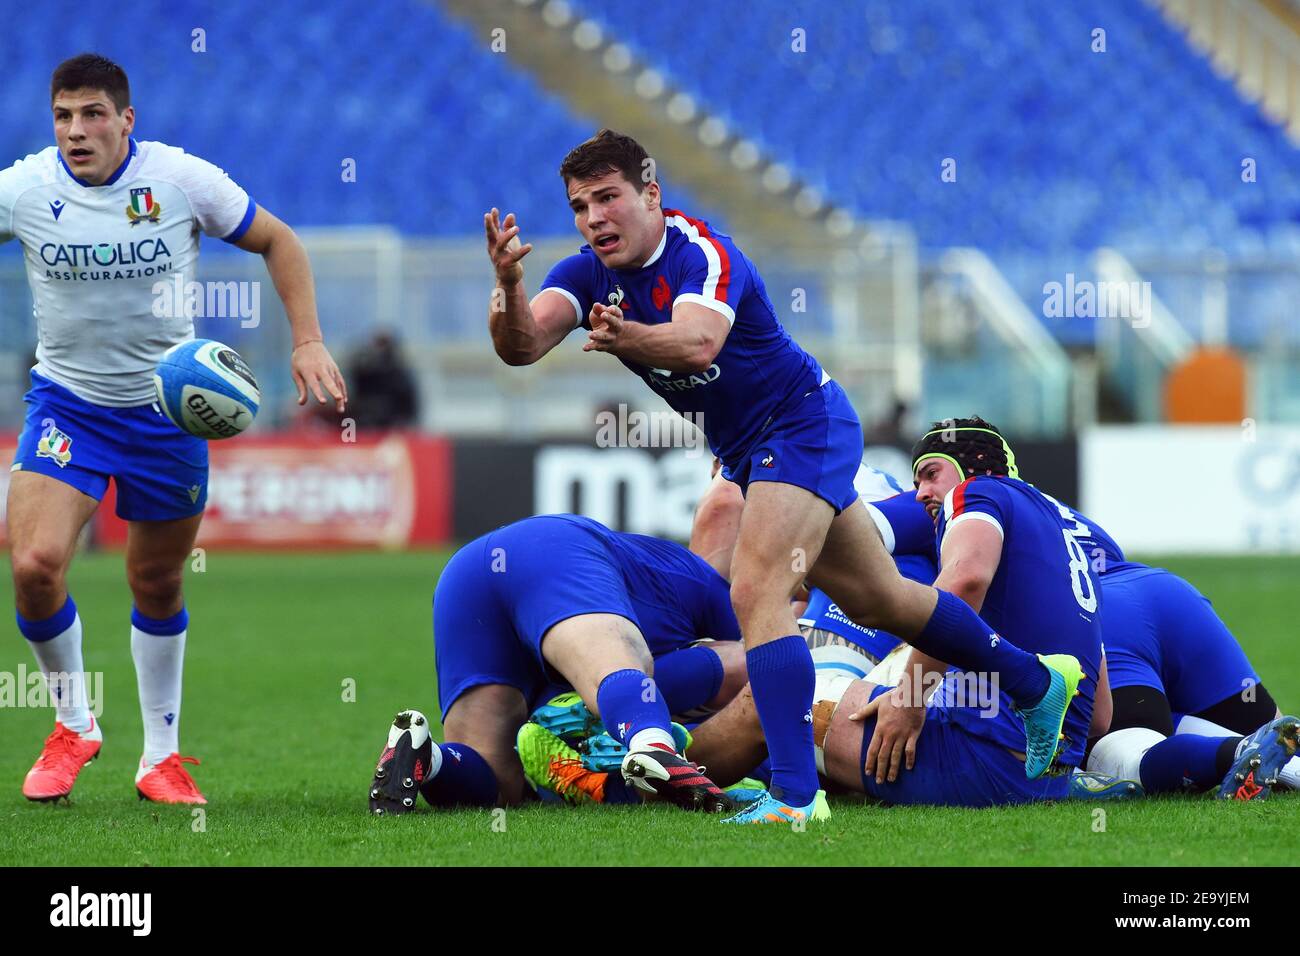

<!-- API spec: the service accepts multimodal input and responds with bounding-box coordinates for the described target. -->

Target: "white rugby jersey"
[0,138,255,406]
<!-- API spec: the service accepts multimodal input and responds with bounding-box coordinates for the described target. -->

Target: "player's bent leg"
[701,639,747,712]
[812,498,1077,778]
[807,499,935,634]
[9,472,103,801]
[542,613,730,811]
[539,613,653,706]
[647,639,745,721]
[126,514,206,803]
[437,683,531,806]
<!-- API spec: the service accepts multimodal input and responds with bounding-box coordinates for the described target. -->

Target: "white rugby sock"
[24,605,93,733]
[1087,727,1166,782]
[132,624,187,766]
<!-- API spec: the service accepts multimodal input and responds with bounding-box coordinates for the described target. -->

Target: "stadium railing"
[1094,248,1195,424]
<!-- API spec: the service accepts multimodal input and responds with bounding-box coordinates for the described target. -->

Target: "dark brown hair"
[559,128,651,193]
[51,53,130,113]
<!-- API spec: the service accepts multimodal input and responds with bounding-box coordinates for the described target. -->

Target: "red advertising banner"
[0,431,451,550]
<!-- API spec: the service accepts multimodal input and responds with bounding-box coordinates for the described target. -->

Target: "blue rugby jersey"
[934,476,1104,767]
[540,209,824,468]
[575,516,742,652]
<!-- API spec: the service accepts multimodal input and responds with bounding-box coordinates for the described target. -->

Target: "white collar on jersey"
[641,221,668,268]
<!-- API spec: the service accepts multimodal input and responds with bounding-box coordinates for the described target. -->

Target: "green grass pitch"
[1,551,1295,866]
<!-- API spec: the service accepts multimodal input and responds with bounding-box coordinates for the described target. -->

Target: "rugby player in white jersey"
[2,54,348,804]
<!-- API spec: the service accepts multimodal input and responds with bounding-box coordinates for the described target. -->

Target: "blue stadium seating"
[0,0,706,237]
[570,0,1300,344]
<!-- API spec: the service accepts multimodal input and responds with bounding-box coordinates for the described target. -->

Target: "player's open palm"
[853,683,926,785]
[485,208,533,285]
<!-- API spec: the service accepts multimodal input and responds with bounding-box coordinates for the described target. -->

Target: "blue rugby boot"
[1068,769,1144,800]
[1218,715,1300,801]
[530,692,602,745]
[1017,654,1085,779]
[721,789,829,826]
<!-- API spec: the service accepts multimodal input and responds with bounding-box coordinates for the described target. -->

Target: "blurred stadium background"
[2,0,1299,556]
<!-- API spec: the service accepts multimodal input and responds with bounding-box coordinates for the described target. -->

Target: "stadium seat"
[565,0,1300,346]
[0,0,708,238]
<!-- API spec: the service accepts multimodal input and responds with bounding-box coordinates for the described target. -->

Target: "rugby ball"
[154,339,260,440]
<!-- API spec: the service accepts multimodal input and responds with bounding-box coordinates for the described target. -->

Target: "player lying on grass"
[679,420,1103,808]
[3,54,347,805]
[487,132,1084,822]
[368,514,753,814]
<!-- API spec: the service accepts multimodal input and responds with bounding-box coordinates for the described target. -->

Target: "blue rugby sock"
[419,742,499,807]
[914,590,1049,705]
[650,645,724,716]
[597,668,676,751]
[1138,734,1240,794]
[746,635,818,807]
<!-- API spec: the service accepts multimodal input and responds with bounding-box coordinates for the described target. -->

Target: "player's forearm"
[489,281,542,365]
[614,319,717,373]
[933,553,991,614]
[262,229,324,346]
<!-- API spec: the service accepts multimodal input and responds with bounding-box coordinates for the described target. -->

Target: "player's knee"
[10,545,68,600]
[126,563,184,609]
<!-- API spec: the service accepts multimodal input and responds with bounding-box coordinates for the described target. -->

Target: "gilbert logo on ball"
[154,339,260,439]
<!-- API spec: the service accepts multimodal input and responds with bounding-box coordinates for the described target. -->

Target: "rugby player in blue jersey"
[368,514,748,814]
[684,419,1102,807]
[485,131,1083,822]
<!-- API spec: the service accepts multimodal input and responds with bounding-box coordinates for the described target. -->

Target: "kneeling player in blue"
[1078,550,1297,799]
[369,515,748,814]
[685,420,1100,808]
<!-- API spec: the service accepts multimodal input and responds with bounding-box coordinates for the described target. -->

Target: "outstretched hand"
[484,208,533,286]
